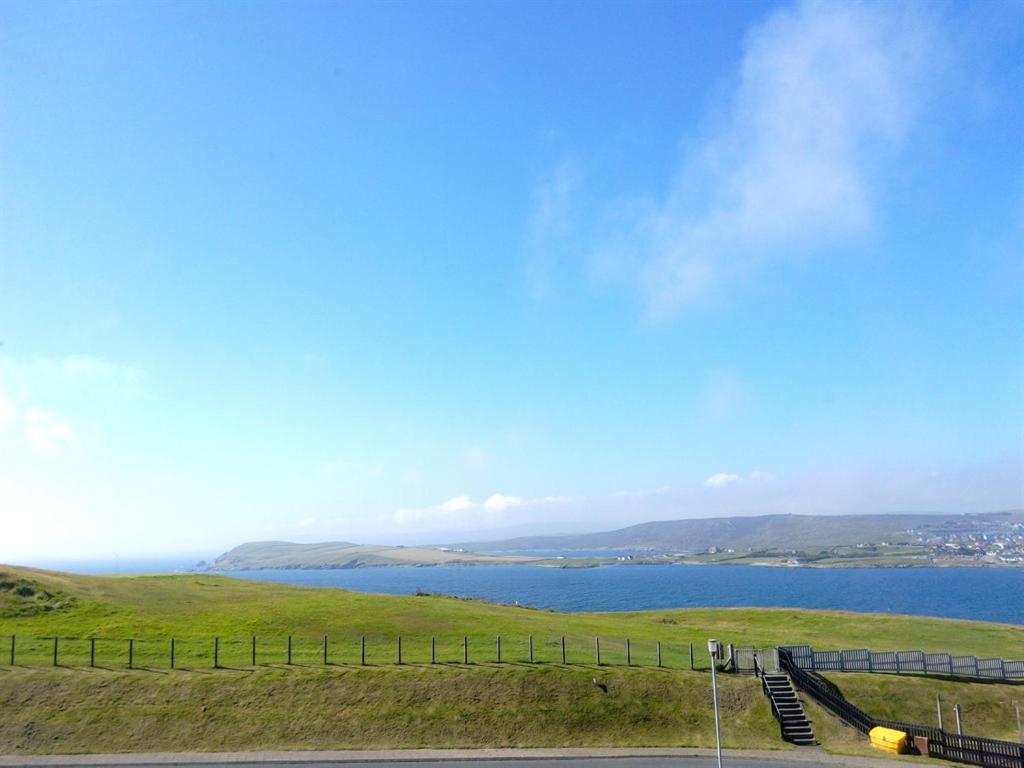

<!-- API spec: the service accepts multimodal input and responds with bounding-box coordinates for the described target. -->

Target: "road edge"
[0,747,925,768]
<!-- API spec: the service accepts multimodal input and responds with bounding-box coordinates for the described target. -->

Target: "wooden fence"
[732,646,780,674]
[779,648,1024,768]
[2,633,703,670]
[781,644,1024,682]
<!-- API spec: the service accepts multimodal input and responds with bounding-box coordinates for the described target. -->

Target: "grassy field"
[2,565,1023,666]
[2,564,1022,756]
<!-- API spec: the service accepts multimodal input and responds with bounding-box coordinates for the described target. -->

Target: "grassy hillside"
[2,565,1022,668]
[460,511,1024,553]
[821,672,1024,742]
[0,666,779,754]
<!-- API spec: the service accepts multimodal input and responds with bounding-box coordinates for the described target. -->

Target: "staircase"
[762,673,816,745]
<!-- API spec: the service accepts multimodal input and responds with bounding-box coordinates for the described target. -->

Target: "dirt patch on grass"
[0,572,77,618]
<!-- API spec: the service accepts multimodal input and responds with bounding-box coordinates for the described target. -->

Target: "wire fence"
[2,633,703,670]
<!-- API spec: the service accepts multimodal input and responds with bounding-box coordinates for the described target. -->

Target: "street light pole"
[708,639,723,768]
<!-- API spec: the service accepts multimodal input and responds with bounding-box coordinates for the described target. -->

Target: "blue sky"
[1,0,1022,560]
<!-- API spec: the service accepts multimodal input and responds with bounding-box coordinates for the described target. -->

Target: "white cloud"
[299,517,316,528]
[484,493,524,512]
[441,495,474,512]
[749,469,776,481]
[705,472,740,487]
[601,1,940,315]
[23,407,77,456]
[387,492,580,537]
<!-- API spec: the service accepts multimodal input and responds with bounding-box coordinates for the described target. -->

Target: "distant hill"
[209,540,533,570]
[455,511,1024,554]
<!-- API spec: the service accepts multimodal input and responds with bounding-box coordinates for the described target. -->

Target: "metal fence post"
[287,635,292,665]
[214,637,219,668]
[627,638,631,666]
[397,636,402,665]
[90,637,96,668]
[529,635,533,663]
[496,635,501,663]
[360,635,365,666]
[128,639,134,669]
[171,638,175,669]
[561,636,566,664]
[464,636,468,664]
[252,636,256,666]
[323,635,328,665]
[9,635,13,666]
[657,641,662,668]
[689,643,694,670]
[53,637,58,666]
[431,636,436,664]
[595,637,601,666]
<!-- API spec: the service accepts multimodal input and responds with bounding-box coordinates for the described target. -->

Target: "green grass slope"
[821,672,1024,742]
[0,666,778,755]
[1,565,1022,666]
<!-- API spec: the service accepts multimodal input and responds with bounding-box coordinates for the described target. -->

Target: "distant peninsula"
[209,510,1024,571]
[208,541,536,570]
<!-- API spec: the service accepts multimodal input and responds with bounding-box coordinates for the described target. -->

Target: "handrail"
[761,674,786,741]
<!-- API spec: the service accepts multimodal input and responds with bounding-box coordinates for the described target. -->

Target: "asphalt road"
[192,761,831,768]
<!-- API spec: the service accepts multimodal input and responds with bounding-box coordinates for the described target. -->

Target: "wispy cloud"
[483,493,524,512]
[526,157,579,299]
[23,407,78,456]
[0,353,145,458]
[62,355,145,392]
[440,495,474,513]
[391,492,576,533]
[704,472,740,488]
[313,456,1019,545]
[594,1,941,315]
[0,390,17,430]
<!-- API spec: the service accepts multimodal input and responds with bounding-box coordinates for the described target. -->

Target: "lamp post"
[708,639,723,768]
